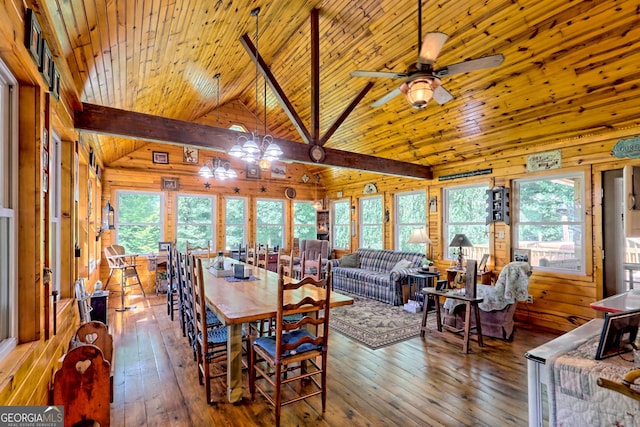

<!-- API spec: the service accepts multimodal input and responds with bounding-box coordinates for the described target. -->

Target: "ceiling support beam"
[75,103,432,180]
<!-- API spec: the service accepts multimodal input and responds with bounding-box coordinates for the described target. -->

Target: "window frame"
[114,190,164,253]
[443,183,490,261]
[513,171,586,274]
[0,58,18,361]
[175,193,216,252]
[394,190,427,251]
[224,196,247,250]
[359,195,383,249]
[332,199,351,250]
[255,197,286,248]
[293,200,317,242]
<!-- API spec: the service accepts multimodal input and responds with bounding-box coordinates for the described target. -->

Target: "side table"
[420,288,484,353]
[405,272,440,305]
[90,290,109,326]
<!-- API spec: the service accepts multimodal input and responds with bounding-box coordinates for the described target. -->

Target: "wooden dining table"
[202,259,354,403]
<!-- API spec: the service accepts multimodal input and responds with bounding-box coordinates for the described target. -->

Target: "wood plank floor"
[108,293,558,426]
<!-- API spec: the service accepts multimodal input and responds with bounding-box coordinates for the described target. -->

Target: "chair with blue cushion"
[191,255,244,404]
[249,264,332,426]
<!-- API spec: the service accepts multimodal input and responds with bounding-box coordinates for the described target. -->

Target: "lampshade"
[449,234,473,248]
[407,228,432,245]
[406,79,434,109]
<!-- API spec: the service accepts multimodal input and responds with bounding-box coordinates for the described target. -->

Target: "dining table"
[202,259,354,403]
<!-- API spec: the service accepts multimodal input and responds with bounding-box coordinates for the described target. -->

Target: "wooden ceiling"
[42,0,640,180]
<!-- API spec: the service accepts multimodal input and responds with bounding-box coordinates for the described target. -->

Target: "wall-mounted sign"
[527,150,561,172]
[612,136,640,159]
[438,168,492,181]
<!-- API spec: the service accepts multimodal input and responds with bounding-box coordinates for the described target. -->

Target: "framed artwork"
[183,146,198,164]
[271,164,286,179]
[478,254,490,272]
[51,66,60,101]
[40,40,53,87]
[153,151,169,164]
[25,9,42,66]
[513,248,530,263]
[246,164,260,179]
[158,242,172,253]
[161,176,179,191]
[595,308,640,360]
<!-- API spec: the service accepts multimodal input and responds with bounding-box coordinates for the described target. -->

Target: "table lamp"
[408,228,432,264]
[449,233,473,270]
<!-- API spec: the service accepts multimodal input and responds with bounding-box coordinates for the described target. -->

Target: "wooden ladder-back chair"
[186,240,212,265]
[278,250,294,278]
[257,244,269,269]
[249,264,333,426]
[104,244,145,311]
[166,243,180,320]
[191,255,243,404]
[246,243,257,265]
[72,320,115,402]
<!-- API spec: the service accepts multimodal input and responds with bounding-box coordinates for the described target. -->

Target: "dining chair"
[103,244,145,311]
[257,244,269,269]
[278,249,294,277]
[191,255,244,404]
[249,264,333,426]
[186,240,211,266]
[166,244,180,320]
[246,242,258,265]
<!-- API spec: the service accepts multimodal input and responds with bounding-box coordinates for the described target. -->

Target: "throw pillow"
[390,258,412,273]
[339,253,359,268]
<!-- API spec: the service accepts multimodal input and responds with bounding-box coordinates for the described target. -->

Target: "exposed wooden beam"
[74,103,432,180]
[319,82,374,146]
[239,33,312,145]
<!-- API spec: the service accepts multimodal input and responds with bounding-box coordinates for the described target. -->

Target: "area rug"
[330,294,426,349]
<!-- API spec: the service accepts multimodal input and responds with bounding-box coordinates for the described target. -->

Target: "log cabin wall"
[322,129,640,333]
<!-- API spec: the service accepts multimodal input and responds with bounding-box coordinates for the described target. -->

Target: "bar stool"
[104,245,145,311]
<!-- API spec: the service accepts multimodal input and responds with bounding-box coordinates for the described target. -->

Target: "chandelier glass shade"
[229,133,283,166]
[199,158,237,180]
[406,79,434,109]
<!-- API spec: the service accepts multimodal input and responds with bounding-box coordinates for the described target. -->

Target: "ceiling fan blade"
[435,54,505,77]
[371,87,402,107]
[432,85,454,105]
[418,32,448,64]
[351,70,407,79]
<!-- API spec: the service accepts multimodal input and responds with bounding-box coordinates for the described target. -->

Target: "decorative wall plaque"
[612,136,640,159]
[526,150,561,172]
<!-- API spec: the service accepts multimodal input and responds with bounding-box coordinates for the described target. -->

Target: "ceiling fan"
[351,1,504,109]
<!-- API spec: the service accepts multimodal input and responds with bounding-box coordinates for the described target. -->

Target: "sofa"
[443,261,532,339]
[329,248,426,305]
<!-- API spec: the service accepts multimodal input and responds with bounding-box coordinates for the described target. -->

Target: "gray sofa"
[328,248,426,305]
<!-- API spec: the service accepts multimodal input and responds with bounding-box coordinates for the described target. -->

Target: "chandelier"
[199,157,237,180]
[228,7,282,170]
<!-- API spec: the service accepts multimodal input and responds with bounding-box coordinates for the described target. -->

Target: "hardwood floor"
[108,294,558,426]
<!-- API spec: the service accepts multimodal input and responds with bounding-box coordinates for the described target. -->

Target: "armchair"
[293,239,330,279]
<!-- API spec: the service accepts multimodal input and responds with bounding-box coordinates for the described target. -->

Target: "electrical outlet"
[526,295,534,304]
[498,230,505,239]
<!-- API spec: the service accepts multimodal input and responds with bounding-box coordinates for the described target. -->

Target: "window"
[116,191,162,254]
[225,197,246,250]
[256,199,285,248]
[444,184,489,260]
[514,173,585,273]
[0,59,18,360]
[360,196,383,249]
[50,133,62,294]
[293,201,317,241]
[395,190,427,251]
[332,200,350,250]
[176,194,216,252]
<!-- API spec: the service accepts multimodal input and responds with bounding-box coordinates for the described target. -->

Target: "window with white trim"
[359,195,383,249]
[225,197,246,250]
[293,201,317,241]
[444,184,489,260]
[116,191,163,253]
[395,190,427,251]
[176,194,216,252]
[256,198,285,248]
[514,173,585,273]
[332,200,350,250]
[0,59,18,361]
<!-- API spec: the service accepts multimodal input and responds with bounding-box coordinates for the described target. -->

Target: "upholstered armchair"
[444,261,532,340]
[293,239,330,279]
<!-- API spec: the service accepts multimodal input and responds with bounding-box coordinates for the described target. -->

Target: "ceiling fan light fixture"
[406,79,434,109]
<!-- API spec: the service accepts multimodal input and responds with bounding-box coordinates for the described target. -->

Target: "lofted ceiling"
[42,0,640,180]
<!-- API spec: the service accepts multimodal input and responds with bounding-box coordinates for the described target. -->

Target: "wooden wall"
[321,127,640,333]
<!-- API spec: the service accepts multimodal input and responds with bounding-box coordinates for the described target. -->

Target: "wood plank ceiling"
[43,0,640,180]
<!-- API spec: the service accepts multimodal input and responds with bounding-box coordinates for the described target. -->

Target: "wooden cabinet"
[316,210,329,240]
[486,187,510,225]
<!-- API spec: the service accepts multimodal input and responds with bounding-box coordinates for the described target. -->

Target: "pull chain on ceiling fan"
[351,0,505,109]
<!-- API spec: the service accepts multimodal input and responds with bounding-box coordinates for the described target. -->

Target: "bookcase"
[486,187,510,225]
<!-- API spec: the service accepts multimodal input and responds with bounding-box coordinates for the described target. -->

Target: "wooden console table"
[420,288,484,353]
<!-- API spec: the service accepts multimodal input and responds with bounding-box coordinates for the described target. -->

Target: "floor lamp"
[408,228,432,265]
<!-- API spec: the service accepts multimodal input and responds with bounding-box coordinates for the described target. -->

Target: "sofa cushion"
[390,258,412,273]
[339,253,360,268]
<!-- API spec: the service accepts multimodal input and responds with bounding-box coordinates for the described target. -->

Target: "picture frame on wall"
[40,40,53,87]
[271,164,286,179]
[153,151,169,164]
[183,146,198,164]
[25,9,42,67]
[478,254,490,272]
[161,176,179,191]
[246,164,260,179]
[513,248,531,263]
[51,66,60,101]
